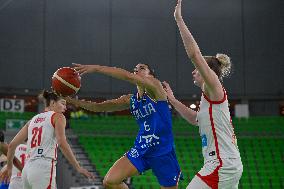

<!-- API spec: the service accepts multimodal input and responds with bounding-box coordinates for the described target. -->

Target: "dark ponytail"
[40,90,60,107]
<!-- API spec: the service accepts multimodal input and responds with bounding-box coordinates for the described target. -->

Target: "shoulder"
[53,113,66,120]
[52,113,66,127]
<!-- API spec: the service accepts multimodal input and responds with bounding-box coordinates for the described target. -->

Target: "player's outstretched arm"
[65,94,131,112]
[163,82,198,126]
[72,63,158,91]
[72,63,167,101]
[54,113,95,180]
[0,122,29,183]
[0,143,23,172]
[174,0,221,91]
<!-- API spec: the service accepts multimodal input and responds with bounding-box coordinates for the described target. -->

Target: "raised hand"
[174,0,183,21]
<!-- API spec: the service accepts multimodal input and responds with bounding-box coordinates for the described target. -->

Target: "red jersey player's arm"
[54,113,95,179]
[0,143,23,171]
[6,121,29,170]
[174,0,223,100]
[0,121,29,182]
[163,82,198,126]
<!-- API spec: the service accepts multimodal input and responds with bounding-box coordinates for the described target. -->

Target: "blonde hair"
[216,53,231,78]
[203,53,232,81]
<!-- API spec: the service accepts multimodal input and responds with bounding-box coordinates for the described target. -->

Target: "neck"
[45,107,55,112]
[45,107,50,111]
[137,86,145,97]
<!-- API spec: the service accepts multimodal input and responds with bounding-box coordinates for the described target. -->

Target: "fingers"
[88,172,96,180]
[63,96,72,102]
[0,171,10,184]
[83,169,95,180]
[72,63,85,75]
[72,63,81,67]
[162,81,169,87]
[0,171,6,182]
[79,70,88,76]
[162,81,171,90]
[0,172,4,182]
[4,175,10,185]
[74,67,87,76]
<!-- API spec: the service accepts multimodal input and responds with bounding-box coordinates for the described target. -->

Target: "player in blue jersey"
[66,63,182,189]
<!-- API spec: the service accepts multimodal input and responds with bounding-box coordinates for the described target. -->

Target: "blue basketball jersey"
[130,92,174,157]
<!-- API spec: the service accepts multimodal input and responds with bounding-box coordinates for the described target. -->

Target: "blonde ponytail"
[216,53,231,78]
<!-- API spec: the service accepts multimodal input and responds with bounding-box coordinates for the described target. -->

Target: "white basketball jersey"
[27,111,58,161]
[11,144,27,179]
[197,89,240,162]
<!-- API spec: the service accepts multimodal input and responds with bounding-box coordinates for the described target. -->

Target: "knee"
[103,176,117,188]
[102,177,110,188]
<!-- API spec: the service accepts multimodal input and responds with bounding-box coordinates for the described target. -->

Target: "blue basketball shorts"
[126,148,183,187]
[0,182,9,189]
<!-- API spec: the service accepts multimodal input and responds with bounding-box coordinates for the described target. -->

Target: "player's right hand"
[77,167,96,180]
[0,166,12,184]
[72,63,98,75]
[174,0,183,21]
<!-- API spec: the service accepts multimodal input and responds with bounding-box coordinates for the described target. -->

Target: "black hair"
[0,130,4,142]
[40,90,61,107]
[144,64,156,77]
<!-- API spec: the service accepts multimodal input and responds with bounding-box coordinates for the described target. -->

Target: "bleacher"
[1,112,283,188]
[0,111,36,130]
[74,116,284,189]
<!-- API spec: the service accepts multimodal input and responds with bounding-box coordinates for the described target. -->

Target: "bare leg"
[103,156,139,189]
[186,176,210,189]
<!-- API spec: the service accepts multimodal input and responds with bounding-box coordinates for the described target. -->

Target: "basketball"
[52,67,81,96]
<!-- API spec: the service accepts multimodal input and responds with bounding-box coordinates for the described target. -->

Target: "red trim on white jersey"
[46,159,54,189]
[197,168,219,189]
[51,113,56,128]
[197,101,223,188]
[202,89,226,104]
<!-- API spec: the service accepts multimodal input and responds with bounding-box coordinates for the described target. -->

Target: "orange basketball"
[52,67,81,96]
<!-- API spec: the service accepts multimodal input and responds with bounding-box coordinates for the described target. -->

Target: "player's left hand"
[162,81,176,100]
[72,63,97,75]
[77,167,96,180]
